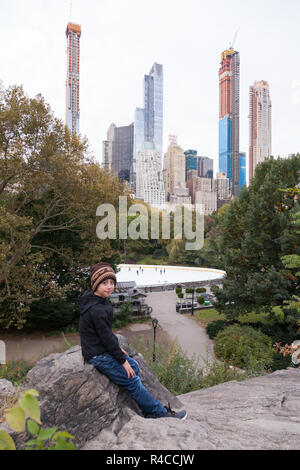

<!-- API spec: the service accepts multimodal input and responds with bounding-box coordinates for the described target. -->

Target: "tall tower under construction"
[65,22,81,135]
[218,48,240,197]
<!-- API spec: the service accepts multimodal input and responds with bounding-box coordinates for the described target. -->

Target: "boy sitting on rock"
[78,262,187,420]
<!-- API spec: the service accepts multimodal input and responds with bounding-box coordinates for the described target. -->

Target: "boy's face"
[94,278,115,298]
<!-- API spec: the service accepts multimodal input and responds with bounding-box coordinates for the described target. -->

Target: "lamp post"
[191,286,195,316]
[152,318,159,362]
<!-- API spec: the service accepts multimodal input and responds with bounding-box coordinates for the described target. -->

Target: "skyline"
[1,0,300,183]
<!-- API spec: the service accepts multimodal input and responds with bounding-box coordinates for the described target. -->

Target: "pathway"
[146,290,215,368]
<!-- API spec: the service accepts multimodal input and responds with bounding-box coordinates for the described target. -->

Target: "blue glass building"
[239,152,246,190]
[219,117,232,182]
[184,149,198,179]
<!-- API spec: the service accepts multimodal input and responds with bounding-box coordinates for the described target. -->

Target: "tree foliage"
[0,85,126,329]
[210,155,300,323]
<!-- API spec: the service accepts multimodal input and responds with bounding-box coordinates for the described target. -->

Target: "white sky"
[1,0,300,180]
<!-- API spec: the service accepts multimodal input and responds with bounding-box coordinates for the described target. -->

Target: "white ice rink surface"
[116,264,225,287]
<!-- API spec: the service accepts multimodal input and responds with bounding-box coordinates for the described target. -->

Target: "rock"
[0,379,16,399]
[3,335,299,450]
[15,335,181,449]
[83,368,300,450]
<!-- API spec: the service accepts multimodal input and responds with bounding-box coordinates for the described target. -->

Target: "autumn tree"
[0,85,126,329]
[211,155,300,324]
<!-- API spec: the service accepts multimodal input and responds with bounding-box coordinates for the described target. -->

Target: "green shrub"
[197,296,204,305]
[175,288,182,295]
[196,288,206,293]
[206,319,237,339]
[27,298,77,330]
[214,325,274,370]
[268,351,297,372]
[241,321,300,344]
[177,293,184,299]
[152,248,167,259]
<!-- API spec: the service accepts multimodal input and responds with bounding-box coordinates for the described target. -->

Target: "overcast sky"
[1,0,300,180]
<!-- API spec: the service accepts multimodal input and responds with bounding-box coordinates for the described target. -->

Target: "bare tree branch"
[31,245,73,260]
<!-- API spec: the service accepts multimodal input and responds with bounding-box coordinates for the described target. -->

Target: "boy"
[78,262,187,420]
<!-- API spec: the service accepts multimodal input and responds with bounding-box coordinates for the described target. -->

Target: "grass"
[237,307,284,325]
[186,306,285,328]
[185,308,225,327]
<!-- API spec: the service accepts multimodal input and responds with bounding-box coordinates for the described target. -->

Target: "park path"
[146,290,215,368]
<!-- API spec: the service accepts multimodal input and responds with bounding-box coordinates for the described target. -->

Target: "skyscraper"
[184,149,198,180]
[102,123,134,183]
[198,156,214,179]
[249,81,272,182]
[133,63,163,191]
[102,124,115,170]
[239,152,246,190]
[65,23,81,135]
[136,142,165,207]
[163,140,186,201]
[219,48,240,196]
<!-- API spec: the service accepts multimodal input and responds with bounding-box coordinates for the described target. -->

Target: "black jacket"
[78,289,126,364]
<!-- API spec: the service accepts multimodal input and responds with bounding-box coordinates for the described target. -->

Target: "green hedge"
[206,319,237,339]
[214,324,274,370]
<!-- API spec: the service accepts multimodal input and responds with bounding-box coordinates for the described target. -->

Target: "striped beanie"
[90,262,117,292]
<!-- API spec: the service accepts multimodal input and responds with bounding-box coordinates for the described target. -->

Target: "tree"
[280,188,300,335]
[0,85,126,329]
[211,155,300,321]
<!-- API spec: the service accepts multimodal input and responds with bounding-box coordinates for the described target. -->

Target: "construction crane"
[229,30,238,50]
[69,2,72,22]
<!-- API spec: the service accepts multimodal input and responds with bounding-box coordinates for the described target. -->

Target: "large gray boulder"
[83,367,300,450]
[1,335,299,450]
[17,335,181,449]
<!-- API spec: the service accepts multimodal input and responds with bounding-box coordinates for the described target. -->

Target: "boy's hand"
[122,360,136,378]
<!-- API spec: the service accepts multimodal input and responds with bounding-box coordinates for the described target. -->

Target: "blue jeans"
[88,353,167,418]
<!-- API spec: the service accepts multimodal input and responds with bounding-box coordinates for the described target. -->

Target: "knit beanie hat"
[90,262,117,292]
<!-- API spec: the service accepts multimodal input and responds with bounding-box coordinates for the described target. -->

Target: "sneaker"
[164,402,187,420]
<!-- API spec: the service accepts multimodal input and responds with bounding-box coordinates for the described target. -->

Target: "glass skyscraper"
[218,48,240,197]
[133,63,163,192]
[239,152,246,190]
[184,149,198,180]
[219,117,232,181]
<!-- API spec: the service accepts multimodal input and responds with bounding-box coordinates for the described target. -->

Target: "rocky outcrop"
[0,379,16,399]
[1,336,299,450]
[83,367,300,450]
[10,335,181,449]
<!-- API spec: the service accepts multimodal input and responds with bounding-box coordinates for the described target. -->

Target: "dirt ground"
[0,321,171,365]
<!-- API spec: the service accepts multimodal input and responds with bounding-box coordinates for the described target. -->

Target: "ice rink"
[116,264,225,287]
